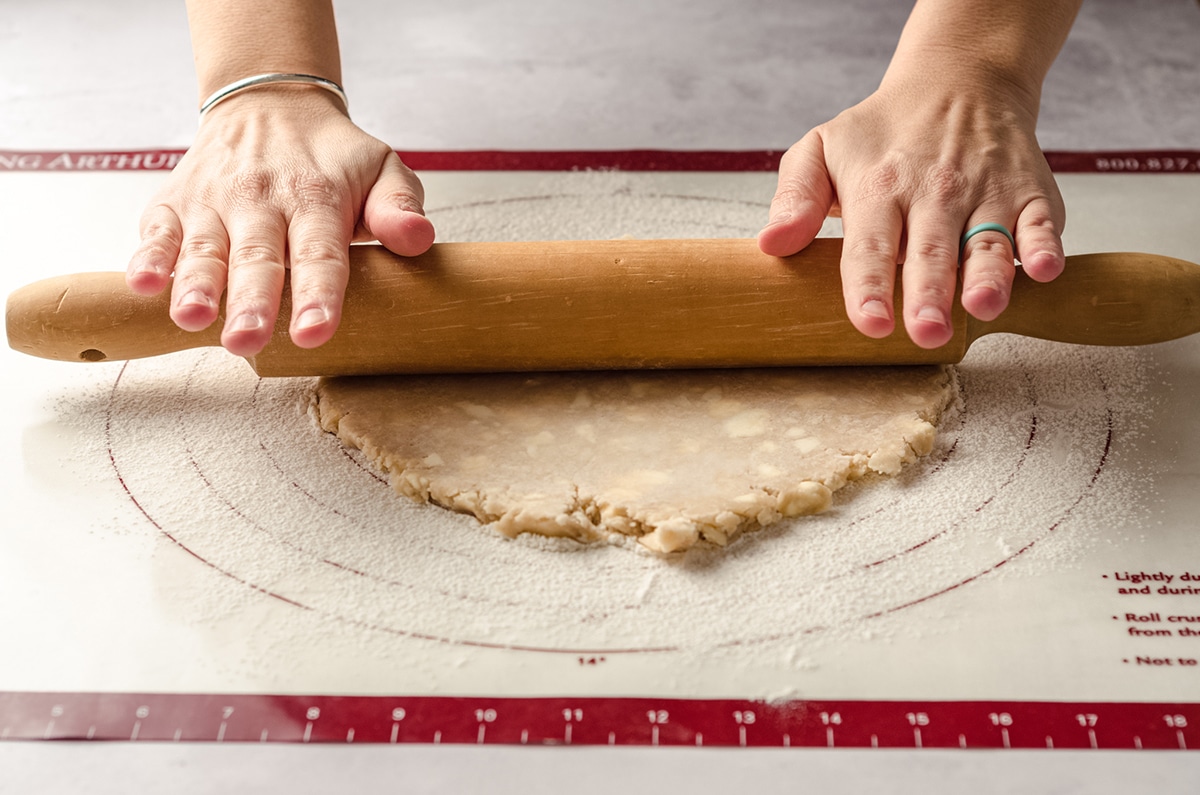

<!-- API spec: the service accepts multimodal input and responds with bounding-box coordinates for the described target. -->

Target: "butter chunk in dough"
[313,367,956,553]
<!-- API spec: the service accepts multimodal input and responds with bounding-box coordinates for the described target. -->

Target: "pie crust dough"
[313,366,956,553]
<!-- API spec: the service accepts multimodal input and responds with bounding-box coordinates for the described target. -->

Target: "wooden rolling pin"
[6,238,1200,375]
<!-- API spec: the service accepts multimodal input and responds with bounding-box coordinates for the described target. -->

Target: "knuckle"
[857,159,906,200]
[288,170,345,210]
[965,252,1015,281]
[226,287,279,314]
[910,239,959,265]
[132,239,178,269]
[911,282,955,307]
[230,167,275,203]
[921,164,969,204]
[290,237,347,267]
[139,215,181,244]
[229,242,282,267]
[173,271,223,294]
[966,238,1014,260]
[134,222,179,251]
[178,237,226,262]
[291,285,343,310]
[850,272,894,298]
[1020,209,1061,236]
[843,235,896,264]
[770,184,812,209]
[379,186,425,213]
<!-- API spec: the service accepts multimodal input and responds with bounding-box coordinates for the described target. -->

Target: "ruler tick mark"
[1134,736,1143,750]
[695,733,703,747]
[1178,730,1187,750]
[347,728,355,743]
[1088,729,1098,749]
[521,729,529,745]
[914,728,923,749]
[477,724,486,744]
[87,726,96,740]
[827,727,834,748]
[174,728,183,743]
[1001,728,1010,749]
[871,734,878,748]
[391,723,399,744]
[1045,736,1054,749]
[959,734,967,749]
[130,721,141,742]
[303,722,313,743]
[260,729,269,742]
[434,730,442,744]
[217,721,227,742]
[44,720,55,740]
[608,732,616,746]
[783,734,791,747]
[565,724,572,745]
[739,726,747,747]
[652,725,659,747]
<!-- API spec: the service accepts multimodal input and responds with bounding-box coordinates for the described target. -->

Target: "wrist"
[200,73,347,118]
[198,81,351,127]
[881,52,1045,123]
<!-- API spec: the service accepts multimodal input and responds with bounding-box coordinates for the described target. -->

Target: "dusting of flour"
[47,173,1163,697]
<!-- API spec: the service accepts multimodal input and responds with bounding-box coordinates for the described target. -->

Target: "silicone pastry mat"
[1,163,1197,748]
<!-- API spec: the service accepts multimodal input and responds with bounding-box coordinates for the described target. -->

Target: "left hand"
[126,89,434,357]
[757,76,1067,349]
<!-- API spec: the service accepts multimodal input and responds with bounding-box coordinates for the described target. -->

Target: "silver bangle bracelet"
[198,73,348,119]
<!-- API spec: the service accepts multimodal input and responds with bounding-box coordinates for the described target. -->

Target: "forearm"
[185,0,342,102]
[883,0,1082,109]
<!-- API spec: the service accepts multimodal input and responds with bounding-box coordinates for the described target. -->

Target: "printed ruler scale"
[1,693,1194,750]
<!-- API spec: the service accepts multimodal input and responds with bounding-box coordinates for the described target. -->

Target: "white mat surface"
[1,169,1198,792]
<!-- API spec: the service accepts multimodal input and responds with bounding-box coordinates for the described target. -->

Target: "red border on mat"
[1,691,1196,748]
[1,148,1198,173]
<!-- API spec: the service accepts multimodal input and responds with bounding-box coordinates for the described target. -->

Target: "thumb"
[757,131,834,257]
[361,153,436,257]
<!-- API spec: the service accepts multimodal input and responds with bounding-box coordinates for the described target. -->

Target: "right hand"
[758,76,1066,350]
[126,87,435,356]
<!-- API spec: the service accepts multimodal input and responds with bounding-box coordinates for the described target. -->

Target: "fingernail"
[861,299,891,320]
[228,312,263,333]
[916,306,949,326]
[295,306,329,331]
[179,290,214,310]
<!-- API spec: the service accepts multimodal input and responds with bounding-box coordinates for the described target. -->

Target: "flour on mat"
[46,174,1163,692]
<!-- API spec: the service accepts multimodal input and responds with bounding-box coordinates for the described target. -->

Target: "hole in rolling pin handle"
[79,349,107,362]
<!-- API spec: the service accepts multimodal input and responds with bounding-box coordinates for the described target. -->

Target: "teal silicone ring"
[960,222,1016,254]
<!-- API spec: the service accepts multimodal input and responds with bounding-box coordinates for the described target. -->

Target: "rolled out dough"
[313,367,956,553]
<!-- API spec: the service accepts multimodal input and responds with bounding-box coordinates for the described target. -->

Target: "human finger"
[219,212,288,356]
[127,204,184,296]
[1013,196,1066,283]
[959,218,1018,322]
[837,195,903,339]
[899,205,963,349]
[360,153,435,256]
[168,210,231,333]
[757,131,835,257]
[286,208,352,349]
